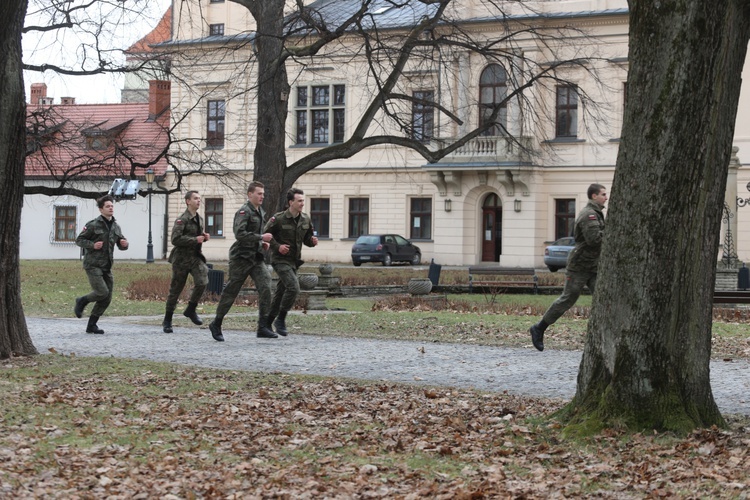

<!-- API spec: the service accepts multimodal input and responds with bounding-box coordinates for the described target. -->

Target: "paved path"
[26,315,750,415]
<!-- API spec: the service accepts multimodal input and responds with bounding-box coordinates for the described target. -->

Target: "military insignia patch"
[176,219,184,224]
[270,216,276,222]
[239,210,246,215]
[588,215,597,220]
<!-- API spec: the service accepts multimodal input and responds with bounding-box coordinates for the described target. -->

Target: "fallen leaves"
[0,355,749,498]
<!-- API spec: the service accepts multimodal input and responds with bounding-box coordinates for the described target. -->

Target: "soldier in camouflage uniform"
[209,182,275,342]
[73,195,129,334]
[529,183,607,351]
[263,188,319,336]
[162,190,210,333]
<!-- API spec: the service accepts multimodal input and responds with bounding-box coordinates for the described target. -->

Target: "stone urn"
[318,263,334,276]
[298,273,319,290]
[407,277,433,295]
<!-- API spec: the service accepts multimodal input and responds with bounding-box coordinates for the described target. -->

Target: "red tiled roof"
[126,7,172,55]
[25,102,170,180]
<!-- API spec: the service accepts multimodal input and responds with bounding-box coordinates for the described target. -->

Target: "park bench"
[713,290,750,305]
[468,267,538,294]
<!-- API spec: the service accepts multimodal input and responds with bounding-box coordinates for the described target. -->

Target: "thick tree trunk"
[0,0,37,359]
[247,0,292,214]
[562,0,750,433]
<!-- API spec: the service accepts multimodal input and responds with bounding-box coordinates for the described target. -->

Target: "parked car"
[544,236,575,272]
[351,234,422,266]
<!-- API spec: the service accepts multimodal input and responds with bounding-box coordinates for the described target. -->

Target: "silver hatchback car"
[544,236,575,272]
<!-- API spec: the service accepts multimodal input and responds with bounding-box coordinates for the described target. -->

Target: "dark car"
[544,236,575,272]
[351,234,421,266]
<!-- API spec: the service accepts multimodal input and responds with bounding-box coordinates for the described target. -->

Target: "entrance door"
[481,193,502,262]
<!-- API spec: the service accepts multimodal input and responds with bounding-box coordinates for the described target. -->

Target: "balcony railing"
[432,135,534,163]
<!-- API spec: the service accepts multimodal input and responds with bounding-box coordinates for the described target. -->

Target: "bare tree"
[220,0,607,211]
[0,0,35,358]
[560,0,750,433]
[0,0,241,358]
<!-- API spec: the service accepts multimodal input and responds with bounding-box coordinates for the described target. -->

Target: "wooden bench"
[468,267,538,294]
[713,290,750,304]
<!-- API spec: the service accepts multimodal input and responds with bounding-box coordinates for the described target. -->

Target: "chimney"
[60,97,76,105]
[148,80,171,118]
[30,83,47,104]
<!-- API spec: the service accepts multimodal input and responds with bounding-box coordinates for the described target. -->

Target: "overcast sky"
[22,0,172,105]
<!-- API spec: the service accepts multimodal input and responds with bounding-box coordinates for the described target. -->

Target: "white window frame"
[294,83,346,146]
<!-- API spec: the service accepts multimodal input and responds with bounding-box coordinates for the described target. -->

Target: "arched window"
[482,193,501,208]
[479,64,507,136]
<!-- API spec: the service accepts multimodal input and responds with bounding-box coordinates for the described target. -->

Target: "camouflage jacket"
[264,209,315,268]
[168,209,206,265]
[228,202,267,262]
[75,215,127,271]
[566,200,605,273]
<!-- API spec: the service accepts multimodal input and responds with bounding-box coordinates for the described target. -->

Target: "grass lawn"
[6,261,750,497]
[19,260,750,359]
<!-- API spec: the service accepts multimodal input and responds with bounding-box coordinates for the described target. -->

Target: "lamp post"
[145,168,155,263]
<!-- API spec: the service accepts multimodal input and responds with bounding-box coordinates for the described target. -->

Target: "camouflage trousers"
[269,263,299,317]
[165,260,209,312]
[542,270,597,326]
[215,257,272,320]
[84,267,114,317]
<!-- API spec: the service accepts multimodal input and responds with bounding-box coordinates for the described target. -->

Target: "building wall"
[20,181,167,262]
[163,0,750,267]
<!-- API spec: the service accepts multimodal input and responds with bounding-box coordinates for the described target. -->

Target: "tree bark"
[0,0,37,359]
[562,0,750,433]
[244,0,291,214]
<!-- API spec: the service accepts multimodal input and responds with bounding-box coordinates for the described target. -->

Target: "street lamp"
[145,168,155,263]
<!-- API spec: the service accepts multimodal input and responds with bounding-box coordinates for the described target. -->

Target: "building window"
[555,198,576,240]
[209,24,224,36]
[479,64,507,136]
[206,99,225,148]
[205,198,223,236]
[310,198,330,238]
[410,198,432,240]
[54,206,77,242]
[412,90,434,142]
[295,84,345,145]
[556,84,578,138]
[85,135,110,151]
[348,198,369,238]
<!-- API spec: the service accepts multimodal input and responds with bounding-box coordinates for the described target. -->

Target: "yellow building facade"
[163,0,750,267]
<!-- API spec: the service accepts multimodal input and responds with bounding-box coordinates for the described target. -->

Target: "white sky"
[22,0,172,104]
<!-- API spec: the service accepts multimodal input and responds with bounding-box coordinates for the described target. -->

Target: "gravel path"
[26,315,750,415]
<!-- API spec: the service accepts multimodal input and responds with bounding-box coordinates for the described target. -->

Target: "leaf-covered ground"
[1,355,748,498]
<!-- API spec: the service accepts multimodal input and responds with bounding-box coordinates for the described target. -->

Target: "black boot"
[86,315,104,334]
[257,316,278,339]
[183,302,203,325]
[74,296,89,318]
[209,318,224,342]
[162,311,174,333]
[529,319,549,352]
[273,311,288,337]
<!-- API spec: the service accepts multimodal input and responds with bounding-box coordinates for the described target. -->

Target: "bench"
[713,290,750,305]
[468,267,538,294]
